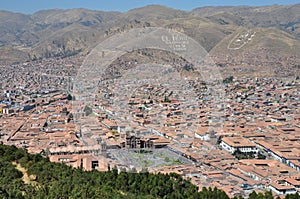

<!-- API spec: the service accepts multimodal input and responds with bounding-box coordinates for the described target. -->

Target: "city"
[0,54,299,198]
[0,1,300,198]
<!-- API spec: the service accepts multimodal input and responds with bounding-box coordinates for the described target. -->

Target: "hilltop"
[0,4,299,71]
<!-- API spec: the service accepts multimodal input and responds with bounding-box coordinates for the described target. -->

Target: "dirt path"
[12,162,36,185]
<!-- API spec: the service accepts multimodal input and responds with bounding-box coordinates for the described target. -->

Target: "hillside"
[1,144,299,198]
[191,4,300,37]
[209,27,300,77]
[0,4,299,67]
[0,143,229,199]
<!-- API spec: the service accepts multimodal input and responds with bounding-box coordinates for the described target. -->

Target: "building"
[102,119,118,130]
[220,137,257,154]
[269,182,297,195]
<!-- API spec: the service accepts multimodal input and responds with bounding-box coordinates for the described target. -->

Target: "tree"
[0,143,232,199]
[84,105,93,116]
[223,76,234,84]
[164,95,171,103]
[249,191,258,199]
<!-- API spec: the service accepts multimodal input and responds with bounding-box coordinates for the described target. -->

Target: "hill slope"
[0,4,299,67]
[0,143,228,199]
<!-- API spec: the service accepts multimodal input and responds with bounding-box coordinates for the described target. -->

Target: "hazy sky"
[1,0,299,14]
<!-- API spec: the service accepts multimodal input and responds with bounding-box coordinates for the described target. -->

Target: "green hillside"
[0,143,229,199]
[0,144,299,199]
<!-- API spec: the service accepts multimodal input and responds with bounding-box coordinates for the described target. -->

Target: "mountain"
[191,4,300,37]
[0,11,35,46]
[210,27,300,77]
[0,4,299,68]
[0,8,122,63]
[124,5,188,21]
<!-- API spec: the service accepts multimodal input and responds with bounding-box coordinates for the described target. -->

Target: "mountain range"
[0,4,300,72]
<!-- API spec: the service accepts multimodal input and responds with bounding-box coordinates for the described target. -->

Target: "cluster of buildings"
[0,56,299,198]
[211,49,300,78]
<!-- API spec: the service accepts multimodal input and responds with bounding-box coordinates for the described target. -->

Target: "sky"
[1,0,300,14]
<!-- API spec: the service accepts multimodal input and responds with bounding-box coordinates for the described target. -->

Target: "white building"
[269,182,297,195]
[220,137,257,154]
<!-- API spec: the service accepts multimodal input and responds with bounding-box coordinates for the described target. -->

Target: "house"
[284,177,300,189]
[194,127,210,141]
[102,119,118,130]
[220,137,257,154]
[287,159,300,171]
[254,140,287,163]
[0,104,6,113]
[269,182,297,195]
[140,135,170,149]
[2,106,14,114]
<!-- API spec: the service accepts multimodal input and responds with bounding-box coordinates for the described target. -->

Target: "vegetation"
[134,149,153,154]
[257,152,267,159]
[223,76,234,84]
[233,149,255,160]
[0,144,228,199]
[1,144,299,199]
[246,191,300,199]
[83,105,93,116]
[164,95,171,103]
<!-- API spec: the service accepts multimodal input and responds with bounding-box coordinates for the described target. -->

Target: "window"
[92,161,99,169]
